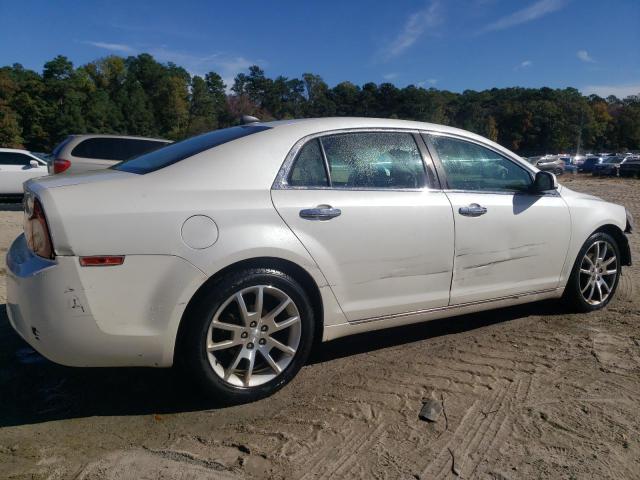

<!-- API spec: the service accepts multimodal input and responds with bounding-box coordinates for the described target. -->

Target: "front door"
[272,131,455,321]
[425,134,571,305]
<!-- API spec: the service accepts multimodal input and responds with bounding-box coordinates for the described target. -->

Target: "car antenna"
[241,115,260,125]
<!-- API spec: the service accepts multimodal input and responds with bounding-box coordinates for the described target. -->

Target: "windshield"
[114,125,271,174]
[603,156,623,164]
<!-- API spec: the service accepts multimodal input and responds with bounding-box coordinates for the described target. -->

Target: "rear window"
[114,125,271,174]
[71,138,169,161]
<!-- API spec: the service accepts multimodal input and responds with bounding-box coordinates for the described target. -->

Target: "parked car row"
[1,134,171,195]
[593,154,640,177]
[524,152,640,178]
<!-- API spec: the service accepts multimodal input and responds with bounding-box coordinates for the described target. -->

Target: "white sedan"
[6,118,633,403]
[0,148,48,195]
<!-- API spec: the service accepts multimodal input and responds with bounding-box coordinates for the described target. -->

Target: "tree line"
[1,53,639,155]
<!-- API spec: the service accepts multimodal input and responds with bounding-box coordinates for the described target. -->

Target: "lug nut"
[247,342,254,349]
[250,321,257,328]
[259,338,266,345]
[261,325,268,332]
[241,332,248,339]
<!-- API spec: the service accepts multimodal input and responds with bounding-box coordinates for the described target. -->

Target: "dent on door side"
[449,192,571,302]
[454,241,546,281]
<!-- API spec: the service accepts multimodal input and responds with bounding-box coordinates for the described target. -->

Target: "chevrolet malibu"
[6,118,633,403]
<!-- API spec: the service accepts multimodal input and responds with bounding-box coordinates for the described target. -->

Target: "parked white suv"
[6,118,633,404]
[0,148,48,195]
[50,134,171,174]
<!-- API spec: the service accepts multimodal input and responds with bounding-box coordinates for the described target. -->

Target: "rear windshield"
[114,125,271,174]
[71,138,170,161]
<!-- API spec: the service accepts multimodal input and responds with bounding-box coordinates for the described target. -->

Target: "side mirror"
[29,160,39,168]
[531,171,558,193]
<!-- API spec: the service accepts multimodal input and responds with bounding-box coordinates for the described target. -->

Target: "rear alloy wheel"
[564,233,621,312]
[181,268,315,404]
[206,285,301,387]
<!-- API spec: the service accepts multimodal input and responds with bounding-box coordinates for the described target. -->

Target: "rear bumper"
[6,234,206,367]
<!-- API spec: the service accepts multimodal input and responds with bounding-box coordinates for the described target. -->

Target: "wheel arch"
[173,256,325,364]
[594,224,632,266]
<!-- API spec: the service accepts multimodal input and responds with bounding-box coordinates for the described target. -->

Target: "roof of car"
[249,117,525,162]
[0,148,34,154]
[66,134,171,142]
[259,117,472,135]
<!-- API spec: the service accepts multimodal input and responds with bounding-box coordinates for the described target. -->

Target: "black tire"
[179,268,315,404]
[563,232,622,312]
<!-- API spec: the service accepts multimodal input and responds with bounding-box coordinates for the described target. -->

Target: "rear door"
[424,133,571,305]
[271,130,455,322]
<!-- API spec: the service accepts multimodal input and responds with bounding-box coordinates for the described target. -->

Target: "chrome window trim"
[272,128,440,192]
[441,188,559,197]
[420,130,551,196]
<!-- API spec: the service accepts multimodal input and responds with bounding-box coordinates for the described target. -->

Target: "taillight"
[24,197,54,259]
[79,256,125,267]
[53,158,71,174]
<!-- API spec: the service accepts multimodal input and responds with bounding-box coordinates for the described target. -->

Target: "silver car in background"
[50,134,171,174]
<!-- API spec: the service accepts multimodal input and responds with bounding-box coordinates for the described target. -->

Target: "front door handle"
[300,205,342,221]
[459,203,487,217]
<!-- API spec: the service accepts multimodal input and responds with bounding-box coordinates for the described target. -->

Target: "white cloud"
[516,60,533,69]
[417,78,438,87]
[148,48,258,89]
[482,0,568,32]
[83,41,135,53]
[577,49,595,63]
[582,83,640,99]
[381,1,443,60]
[82,41,259,89]
[383,72,399,80]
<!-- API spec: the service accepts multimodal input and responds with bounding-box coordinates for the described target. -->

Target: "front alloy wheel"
[578,240,618,306]
[564,232,621,312]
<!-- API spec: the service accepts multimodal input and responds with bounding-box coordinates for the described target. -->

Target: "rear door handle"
[459,203,487,217]
[299,206,342,221]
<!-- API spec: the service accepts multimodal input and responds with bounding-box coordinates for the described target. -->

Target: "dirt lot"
[1,175,639,480]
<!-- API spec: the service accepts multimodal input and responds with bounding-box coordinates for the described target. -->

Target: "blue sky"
[1,0,639,97]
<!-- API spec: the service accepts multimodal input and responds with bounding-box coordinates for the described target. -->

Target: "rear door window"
[288,139,329,187]
[320,132,428,189]
[71,138,169,161]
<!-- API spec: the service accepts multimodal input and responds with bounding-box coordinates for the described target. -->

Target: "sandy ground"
[1,175,639,480]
